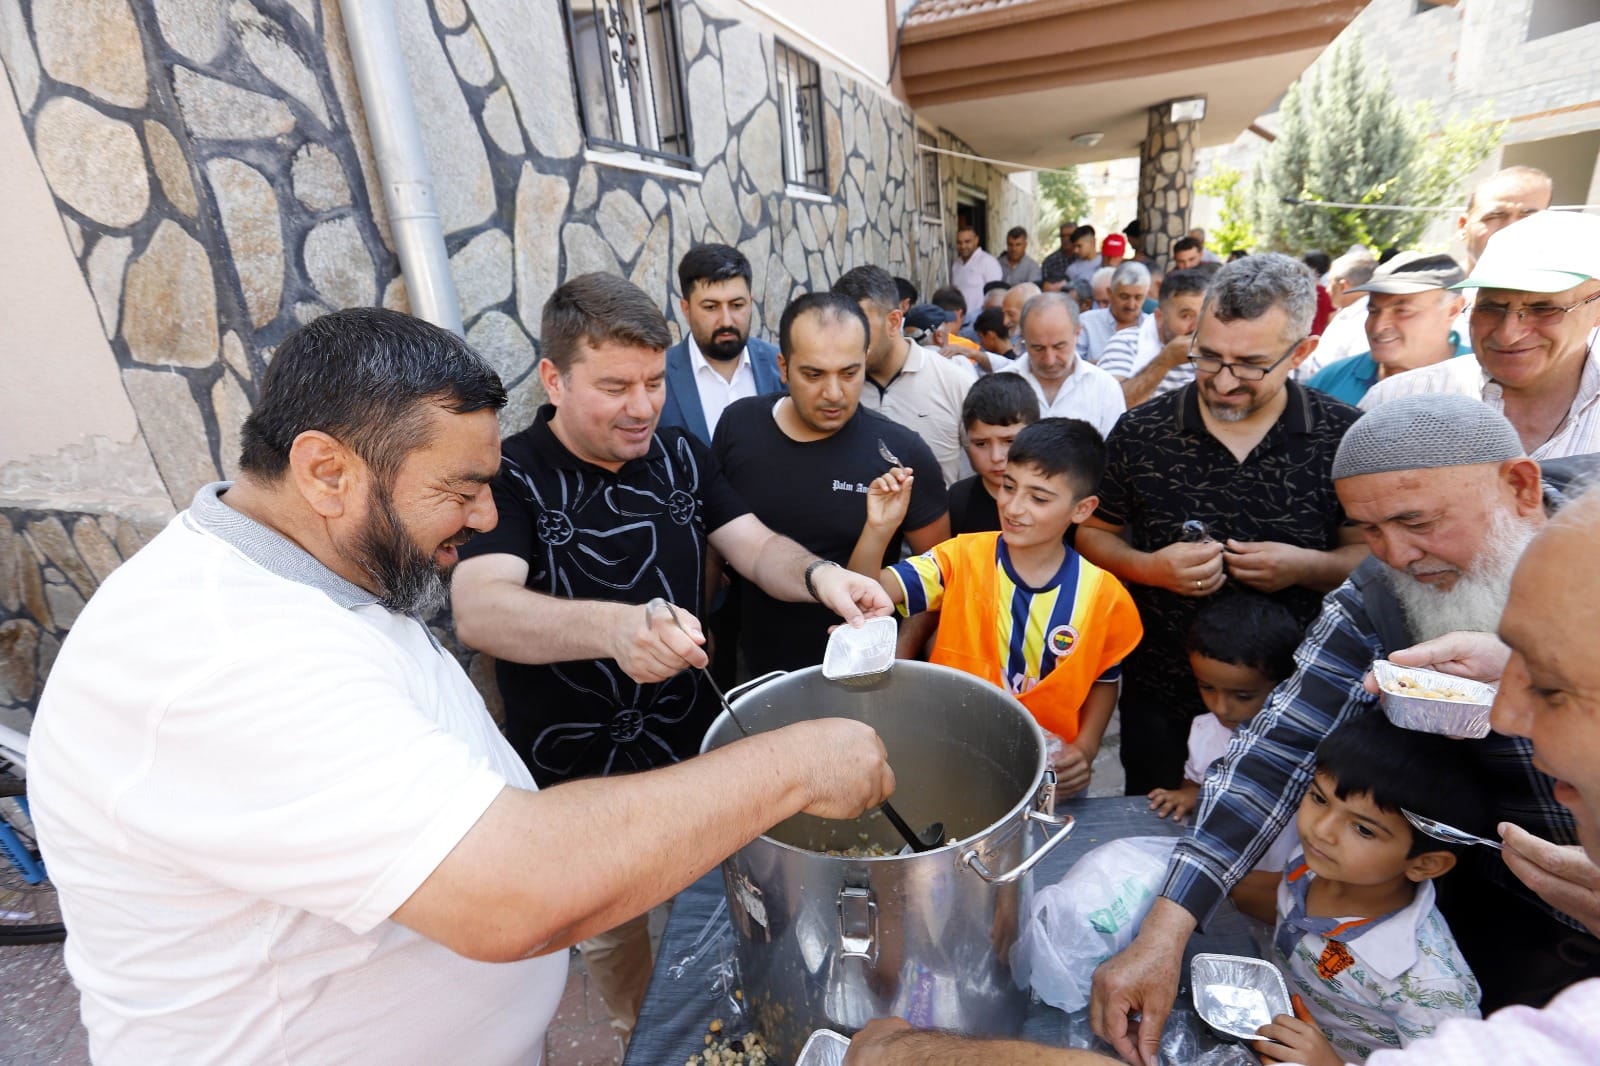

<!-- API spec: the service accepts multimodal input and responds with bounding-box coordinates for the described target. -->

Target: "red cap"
[1102,233,1128,258]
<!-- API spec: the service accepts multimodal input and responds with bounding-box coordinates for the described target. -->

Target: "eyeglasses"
[1188,337,1304,382]
[1469,290,1600,325]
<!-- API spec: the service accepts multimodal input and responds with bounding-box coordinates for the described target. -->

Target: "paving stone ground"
[0,715,1124,1066]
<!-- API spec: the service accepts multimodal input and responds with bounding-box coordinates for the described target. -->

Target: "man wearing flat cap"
[1092,395,1600,1065]
[1307,252,1470,405]
[1362,211,1600,460]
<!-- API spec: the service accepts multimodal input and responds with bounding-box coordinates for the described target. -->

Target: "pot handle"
[961,809,1077,886]
[722,670,787,704]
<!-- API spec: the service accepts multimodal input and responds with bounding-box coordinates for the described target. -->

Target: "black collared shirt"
[1094,381,1361,714]
[459,406,750,786]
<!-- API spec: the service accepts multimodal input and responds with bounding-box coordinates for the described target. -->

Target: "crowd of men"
[24,161,1600,1066]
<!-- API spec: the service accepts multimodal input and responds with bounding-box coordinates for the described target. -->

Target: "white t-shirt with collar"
[1358,341,1600,460]
[860,339,974,485]
[688,333,759,438]
[999,354,1127,438]
[28,484,565,1066]
[1275,862,1480,1060]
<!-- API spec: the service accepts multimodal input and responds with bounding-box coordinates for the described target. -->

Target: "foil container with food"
[1191,953,1291,1042]
[1371,659,1495,740]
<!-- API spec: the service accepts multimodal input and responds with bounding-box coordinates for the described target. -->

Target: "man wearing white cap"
[1361,210,1600,459]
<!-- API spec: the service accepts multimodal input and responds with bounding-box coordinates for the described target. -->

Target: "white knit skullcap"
[1332,395,1524,480]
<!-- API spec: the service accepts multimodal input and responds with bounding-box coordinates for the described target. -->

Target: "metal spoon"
[650,598,943,853]
[1401,809,1503,851]
[877,439,902,468]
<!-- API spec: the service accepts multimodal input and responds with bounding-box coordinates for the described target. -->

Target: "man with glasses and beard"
[658,244,782,446]
[27,307,897,1065]
[1076,254,1367,797]
[1092,396,1600,1066]
[1362,210,1600,460]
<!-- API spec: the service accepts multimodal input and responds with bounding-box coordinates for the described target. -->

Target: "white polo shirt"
[1359,344,1600,460]
[689,334,758,437]
[861,339,974,484]
[28,483,565,1066]
[1000,354,1127,438]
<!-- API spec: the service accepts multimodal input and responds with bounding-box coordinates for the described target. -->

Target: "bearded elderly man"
[1362,210,1600,459]
[26,308,896,1066]
[1090,395,1600,1066]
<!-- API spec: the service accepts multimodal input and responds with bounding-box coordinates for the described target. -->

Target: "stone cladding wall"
[0,0,1015,723]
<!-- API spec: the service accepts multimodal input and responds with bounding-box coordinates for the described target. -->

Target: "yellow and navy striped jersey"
[891,537,1123,697]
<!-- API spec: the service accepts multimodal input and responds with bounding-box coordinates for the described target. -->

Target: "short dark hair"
[1160,267,1211,304]
[1185,592,1302,682]
[1314,713,1493,858]
[541,273,673,375]
[778,291,871,357]
[1303,250,1332,275]
[677,244,752,299]
[973,306,1008,339]
[930,286,967,315]
[893,276,919,306]
[961,371,1038,430]
[833,265,900,312]
[1172,235,1203,256]
[239,307,506,484]
[1006,225,1028,241]
[982,280,1012,295]
[1004,417,1105,499]
[1070,225,1096,243]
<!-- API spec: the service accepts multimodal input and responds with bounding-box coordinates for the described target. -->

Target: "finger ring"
[1194,579,1203,590]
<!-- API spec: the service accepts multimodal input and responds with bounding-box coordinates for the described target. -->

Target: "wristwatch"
[804,559,841,602]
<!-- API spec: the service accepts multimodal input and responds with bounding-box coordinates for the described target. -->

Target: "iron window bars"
[563,0,692,166]
[774,40,827,192]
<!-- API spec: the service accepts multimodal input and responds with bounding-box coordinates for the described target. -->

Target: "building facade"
[0,0,1034,726]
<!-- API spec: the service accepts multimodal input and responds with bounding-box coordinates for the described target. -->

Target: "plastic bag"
[1013,835,1179,1013]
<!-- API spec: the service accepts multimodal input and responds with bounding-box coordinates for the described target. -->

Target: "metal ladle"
[651,599,942,854]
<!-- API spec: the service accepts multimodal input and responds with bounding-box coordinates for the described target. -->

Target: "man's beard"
[699,328,746,362]
[353,480,463,616]
[1380,509,1538,642]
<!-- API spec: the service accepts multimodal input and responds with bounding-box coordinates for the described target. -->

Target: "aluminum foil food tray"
[1372,659,1495,740]
[1191,952,1291,1041]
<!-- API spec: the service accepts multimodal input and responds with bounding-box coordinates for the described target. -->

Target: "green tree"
[1246,36,1503,255]
[1035,166,1091,253]
[1194,166,1256,254]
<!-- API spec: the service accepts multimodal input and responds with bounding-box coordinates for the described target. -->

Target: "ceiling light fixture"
[1070,131,1104,147]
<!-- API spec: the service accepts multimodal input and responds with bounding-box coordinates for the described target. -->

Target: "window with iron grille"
[774,41,827,193]
[562,0,692,166]
[916,129,941,220]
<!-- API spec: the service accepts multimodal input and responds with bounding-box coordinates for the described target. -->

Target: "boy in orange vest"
[850,418,1142,795]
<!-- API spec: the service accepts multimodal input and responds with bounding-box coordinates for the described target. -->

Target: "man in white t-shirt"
[26,308,897,1066]
[1001,291,1126,437]
[950,225,1002,327]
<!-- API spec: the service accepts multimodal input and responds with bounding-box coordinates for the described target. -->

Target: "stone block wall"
[0,0,1018,723]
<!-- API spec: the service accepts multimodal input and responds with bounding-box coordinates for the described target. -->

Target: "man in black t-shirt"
[451,274,893,1043]
[713,293,950,675]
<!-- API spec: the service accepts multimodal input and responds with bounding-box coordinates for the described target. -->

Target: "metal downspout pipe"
[340,0,463,334]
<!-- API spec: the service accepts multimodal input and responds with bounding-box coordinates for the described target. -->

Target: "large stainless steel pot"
[700,662,1075,1061]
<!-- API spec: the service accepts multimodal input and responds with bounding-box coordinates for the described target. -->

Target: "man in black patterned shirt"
[1075,255,1367,795]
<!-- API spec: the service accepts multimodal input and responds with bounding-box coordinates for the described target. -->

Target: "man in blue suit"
[659,244,783,445]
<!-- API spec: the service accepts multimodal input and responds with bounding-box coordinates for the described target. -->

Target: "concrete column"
[1137,102,1200,266]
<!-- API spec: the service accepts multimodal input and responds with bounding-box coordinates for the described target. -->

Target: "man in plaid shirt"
[1092,395,1600,1066]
